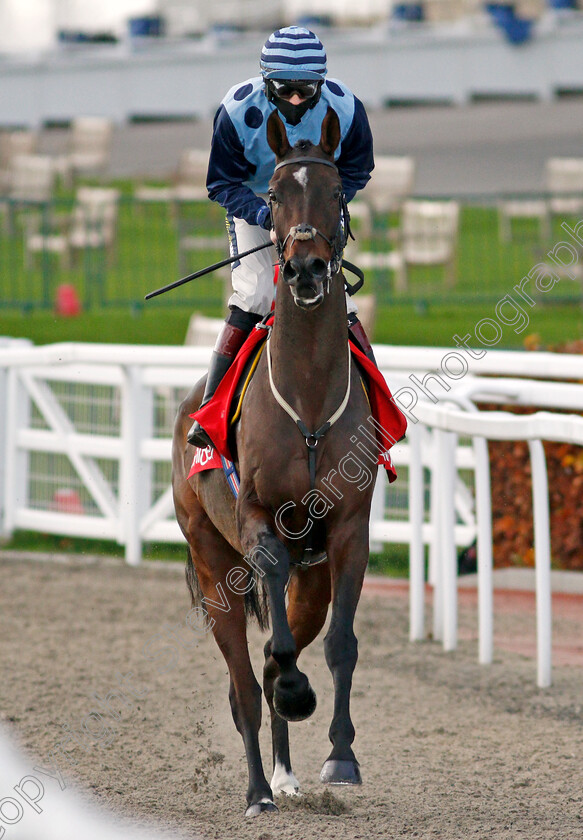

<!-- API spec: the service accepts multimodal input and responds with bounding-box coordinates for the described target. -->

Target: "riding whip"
[145,244,365,301]
[144,241,273,300]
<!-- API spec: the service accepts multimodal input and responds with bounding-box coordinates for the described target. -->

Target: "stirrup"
[186,316,255,449]
[187,420,213,449]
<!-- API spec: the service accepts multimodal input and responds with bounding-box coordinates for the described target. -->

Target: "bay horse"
[172,107,389,816]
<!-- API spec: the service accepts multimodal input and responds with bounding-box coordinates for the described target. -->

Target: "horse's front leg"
[239,499,317,724]
[320,521,369,785]
[263,563,331,796]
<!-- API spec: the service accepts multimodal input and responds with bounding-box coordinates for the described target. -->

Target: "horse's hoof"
[274,674,317,722]
[320,759,362,785]
[245,798,278,817]
[270,762,301,796]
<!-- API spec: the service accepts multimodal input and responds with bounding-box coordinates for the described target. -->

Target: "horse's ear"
[320,107,341,157]
[267,110,291,159]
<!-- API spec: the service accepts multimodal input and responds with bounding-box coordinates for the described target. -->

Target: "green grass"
[1,529,413,576]
[0,530,187,562]
[2,185,582,348]
[1,300,581,350]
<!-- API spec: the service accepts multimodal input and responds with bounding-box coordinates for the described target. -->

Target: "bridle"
[265,154,362,543]
[143,155,362,303]
[269,155,354,283]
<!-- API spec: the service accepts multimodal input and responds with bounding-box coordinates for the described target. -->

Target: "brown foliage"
[485,338,583,571]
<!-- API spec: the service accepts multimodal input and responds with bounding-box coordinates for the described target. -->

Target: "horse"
[172,106,396,816]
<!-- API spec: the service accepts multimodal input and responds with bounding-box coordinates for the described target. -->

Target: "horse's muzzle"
[282,255,328,310]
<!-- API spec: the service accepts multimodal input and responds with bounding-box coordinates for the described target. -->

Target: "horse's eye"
[332,187,342,201]
[268,190,278,204]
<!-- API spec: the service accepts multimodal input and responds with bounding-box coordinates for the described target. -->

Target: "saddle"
[188,317,406,486]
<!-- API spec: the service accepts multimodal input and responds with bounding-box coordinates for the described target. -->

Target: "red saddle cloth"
[189,318,407,483]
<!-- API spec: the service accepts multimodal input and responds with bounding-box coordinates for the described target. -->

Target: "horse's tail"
[185,546,270,631]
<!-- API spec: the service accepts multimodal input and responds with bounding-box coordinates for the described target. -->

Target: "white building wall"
[157,0,284,37]
[0,0,55,53]
[285,0,392,24]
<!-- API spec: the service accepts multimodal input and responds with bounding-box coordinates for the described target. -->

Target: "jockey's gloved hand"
[256,205,272,230]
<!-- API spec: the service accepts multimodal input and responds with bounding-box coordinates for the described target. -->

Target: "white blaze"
[293,167,309,191]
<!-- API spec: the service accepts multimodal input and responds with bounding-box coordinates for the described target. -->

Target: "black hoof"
[274,673,317,722]
[245,799,278,817]
[320,759,362,785]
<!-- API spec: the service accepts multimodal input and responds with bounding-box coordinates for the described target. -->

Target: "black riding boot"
[347,313,377,366]
[187,310,260,449]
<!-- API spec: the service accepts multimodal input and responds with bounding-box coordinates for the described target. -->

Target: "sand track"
[1,555,582,840]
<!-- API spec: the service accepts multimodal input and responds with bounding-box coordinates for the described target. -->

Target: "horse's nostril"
[283,259,299,284]
[310,257,329,279]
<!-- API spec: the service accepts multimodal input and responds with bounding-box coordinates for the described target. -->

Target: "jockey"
[188,25,375,448]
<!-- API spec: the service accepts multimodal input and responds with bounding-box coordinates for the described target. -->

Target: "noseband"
[270,156,353,281]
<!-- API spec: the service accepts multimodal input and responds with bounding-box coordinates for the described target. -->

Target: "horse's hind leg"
[263,563,331,796]
[182,508,276,816]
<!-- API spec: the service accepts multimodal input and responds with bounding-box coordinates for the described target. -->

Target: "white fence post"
[1,339,32,538]
[474,434,494,665]
[3,367,31,538]
[119,365,153,566]
[408,421,425,641]
[429,430,443,641]
[438,428,458,652]
[369,467,385,554]
[528,439,552,689]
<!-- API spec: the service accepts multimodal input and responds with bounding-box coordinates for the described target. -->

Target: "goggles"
[267,79,320,100]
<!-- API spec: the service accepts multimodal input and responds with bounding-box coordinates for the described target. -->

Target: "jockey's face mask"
[265,79,323,126]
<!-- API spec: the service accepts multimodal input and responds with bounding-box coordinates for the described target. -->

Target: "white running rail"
[1,339,583,688]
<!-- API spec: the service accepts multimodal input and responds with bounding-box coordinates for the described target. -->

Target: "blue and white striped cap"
[260,26,327,81]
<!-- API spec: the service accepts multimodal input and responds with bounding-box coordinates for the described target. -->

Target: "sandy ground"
[1,554,583,840]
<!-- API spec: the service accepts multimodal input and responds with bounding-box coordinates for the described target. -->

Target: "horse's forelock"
[286,138,333,163]
[294,139,314,154]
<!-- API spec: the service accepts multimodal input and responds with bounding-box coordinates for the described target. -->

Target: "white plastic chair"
[498,157,583,242]
[398,199,460,289]
[68,186,120,261]
[2,153,55,235]
[546,157,583,217]
[56,116,113,186]
[350,155,416,237]
[497,196,550,242]
[23,211,71,269]
[0,129,38,193]
[349,199,460,292]
[135,147,210,212]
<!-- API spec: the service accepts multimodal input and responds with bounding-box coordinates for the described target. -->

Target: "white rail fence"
[1,339,583,687]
